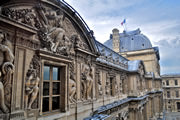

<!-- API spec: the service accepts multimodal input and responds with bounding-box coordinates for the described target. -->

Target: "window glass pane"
[53,82,60,95]
[53,67,60,80]
[43,82,49,96]
[175,80,178,85]
[43,97,49,112]
[44,66,50,80]
[52,97,60,110]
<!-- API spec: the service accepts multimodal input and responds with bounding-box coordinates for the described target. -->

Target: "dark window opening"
[177,102,180,111]
[110,77,114,96]
[175,80,178,85]
[176,91,179,98]
[166,80,169,86]
[167,91,170,98]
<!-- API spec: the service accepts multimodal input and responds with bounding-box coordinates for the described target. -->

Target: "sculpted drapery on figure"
[81,55,93,100]
[0,31,14,113]
[96,70,103,96]
[69,62,76,103]
[25,55,40,109]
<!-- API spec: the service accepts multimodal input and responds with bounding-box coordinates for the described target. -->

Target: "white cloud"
[154,38,180,74]
[64,0,180,74]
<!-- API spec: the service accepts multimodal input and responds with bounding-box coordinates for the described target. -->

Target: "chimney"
[112,28,120,53]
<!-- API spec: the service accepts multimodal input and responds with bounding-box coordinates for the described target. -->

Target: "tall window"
[166,80,169,86]
[175,80,178,85]
[110,77,114,96]
[43,65,61,113]
[176,91,179,98]
[177,102,180,112]
[167,91,170,98]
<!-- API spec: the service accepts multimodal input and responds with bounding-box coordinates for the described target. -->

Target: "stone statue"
[121,73,127,94]
[0,31,14,113]
[25,56,40,109]
[98,79,103,96]
[105,81,110,95]
[69,63,76,103]
[81,56,93,100]
[96,71,103,96]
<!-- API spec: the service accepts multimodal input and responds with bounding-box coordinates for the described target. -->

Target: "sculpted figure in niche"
[0,31,14,113]
[98,77,103,96]
[114,80,118,94]
[69,63,76,103]
[81,56,93,100]
[121,73,127,94]
[96,71,102,96]
[25,56,40,109]
[105,75,110,95]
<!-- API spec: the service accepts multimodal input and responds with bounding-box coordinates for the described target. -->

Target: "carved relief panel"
[69,61,76,103]
[1,3,91,55]
[138,64,146,91]
[121,72,128,94]
[95,69,103,98]
[0,30,15,114]
[106,70,116,96]
[24,55,40,109]
[80,55,94,100]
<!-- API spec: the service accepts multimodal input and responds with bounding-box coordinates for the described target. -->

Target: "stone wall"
[0,0,163,120]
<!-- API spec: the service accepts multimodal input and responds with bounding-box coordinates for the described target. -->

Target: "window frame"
[175,80,178,86]
[176,91,179,98]
[42,65,61,113]
[166,80,169,86]
[167,91,170,98]
[40,60,67,115]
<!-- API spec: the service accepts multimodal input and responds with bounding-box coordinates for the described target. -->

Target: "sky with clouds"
[65,0,180,75]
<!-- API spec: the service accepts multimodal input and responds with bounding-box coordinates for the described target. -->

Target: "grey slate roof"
[95,40,129,70]
[95,40,147,72]
[128,60,142,72]
[161,73,180,78]
[104,28,152,52]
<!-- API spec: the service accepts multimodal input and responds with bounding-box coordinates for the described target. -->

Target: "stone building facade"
[0,0,162,120]
[162,74,180,112]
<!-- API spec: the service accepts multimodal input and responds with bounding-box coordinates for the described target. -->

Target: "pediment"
[1,0,98,56]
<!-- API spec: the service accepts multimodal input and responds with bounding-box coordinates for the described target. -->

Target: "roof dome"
[119,28,152,52]
[104,28,152,52]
